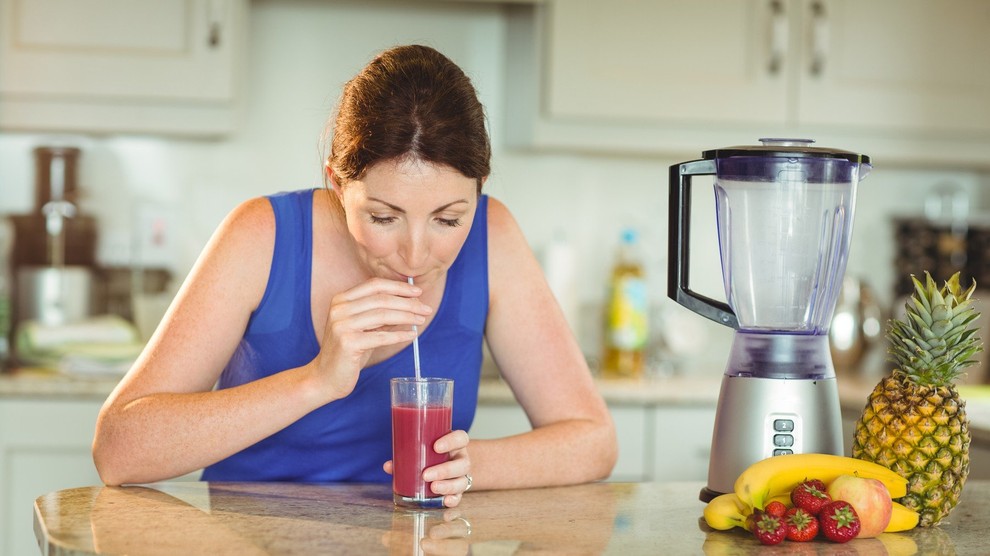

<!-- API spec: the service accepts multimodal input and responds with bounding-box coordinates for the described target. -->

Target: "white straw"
[408,276,422,380]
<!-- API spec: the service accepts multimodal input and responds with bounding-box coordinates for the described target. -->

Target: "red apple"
[826,474,892,538]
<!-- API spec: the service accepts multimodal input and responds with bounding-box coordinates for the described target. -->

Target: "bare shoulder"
[189,196,276,310]
[218,196,276,245]
[485,197,544,301]
[209,197,275,262]
[486,197,529,262]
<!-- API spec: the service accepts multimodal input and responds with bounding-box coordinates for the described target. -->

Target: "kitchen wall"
[1,0,987,373]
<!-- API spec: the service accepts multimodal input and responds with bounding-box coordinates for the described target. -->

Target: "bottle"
[0,216,12,371]
[602,228,648,379]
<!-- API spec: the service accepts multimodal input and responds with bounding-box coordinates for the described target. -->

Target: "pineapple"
[852,271,981,527]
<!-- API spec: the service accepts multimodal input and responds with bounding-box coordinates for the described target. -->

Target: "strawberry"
[744,509,763,532]
[752,513,787,545]
[790,479,831,515]
[784,507,818,542]
[819,500,861,543]
[763,500,787,518]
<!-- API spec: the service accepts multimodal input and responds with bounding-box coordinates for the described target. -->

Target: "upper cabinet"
[0,0,247,137]
[505,0,990,166]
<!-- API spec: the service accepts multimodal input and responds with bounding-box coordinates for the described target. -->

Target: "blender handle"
[668,160,739,329]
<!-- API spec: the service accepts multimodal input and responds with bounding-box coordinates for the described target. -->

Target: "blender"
[667,139,871,502]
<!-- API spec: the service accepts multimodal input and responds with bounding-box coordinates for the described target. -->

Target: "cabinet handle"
[768,0,788,75]
[209,23,222,48]
[809,0,828,76]
[207,0,229,48]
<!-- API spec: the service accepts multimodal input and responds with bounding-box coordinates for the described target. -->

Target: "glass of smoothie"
[390,377,453,508]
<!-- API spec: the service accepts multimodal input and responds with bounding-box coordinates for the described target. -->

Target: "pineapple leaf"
[911,274,932,314]
[887,271,983,387]
[909,298,933,327]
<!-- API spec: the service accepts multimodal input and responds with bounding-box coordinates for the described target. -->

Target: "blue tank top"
[201,189,488,483]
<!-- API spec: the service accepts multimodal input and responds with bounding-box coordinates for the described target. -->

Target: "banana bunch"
[703,492,751,531]
[702,453,920,533]
[734,453,907,509]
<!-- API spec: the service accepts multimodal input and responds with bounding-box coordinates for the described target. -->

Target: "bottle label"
[607,276,648,350]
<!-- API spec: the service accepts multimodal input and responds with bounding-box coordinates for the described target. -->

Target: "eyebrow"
[366,197,470,213]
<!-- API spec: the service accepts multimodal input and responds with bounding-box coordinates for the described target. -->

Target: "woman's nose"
[400,229,429,269]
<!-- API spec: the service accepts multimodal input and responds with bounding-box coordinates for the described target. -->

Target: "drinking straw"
[408,276,422,380]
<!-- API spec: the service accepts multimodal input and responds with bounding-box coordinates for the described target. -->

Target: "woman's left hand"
[384,429,472,508]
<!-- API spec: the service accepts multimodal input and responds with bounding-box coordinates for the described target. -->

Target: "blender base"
[700,374,843,502]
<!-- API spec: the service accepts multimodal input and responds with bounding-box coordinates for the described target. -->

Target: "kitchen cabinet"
[505,0,990,166]
[0,393,201,556]
[0,398,103,556]
[652,406,715,482]
[0,0,247,137]
[471,398,716,482]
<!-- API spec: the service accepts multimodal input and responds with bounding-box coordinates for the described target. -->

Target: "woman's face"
[334,157,479,287]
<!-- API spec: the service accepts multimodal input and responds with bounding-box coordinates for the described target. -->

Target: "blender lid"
[703,138,871,165]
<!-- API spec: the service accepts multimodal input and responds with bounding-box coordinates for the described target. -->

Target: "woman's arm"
[467,198,618,490]
[94,196,431,486]
[92,198,330,485]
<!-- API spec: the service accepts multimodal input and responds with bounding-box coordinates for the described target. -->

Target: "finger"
[332,306,427,333]
[382,460,393,475]
[428,473,472,498]
[442,492,462,509]
[335,277,423,303]
[330,295,433,327]
[433,430,470,454]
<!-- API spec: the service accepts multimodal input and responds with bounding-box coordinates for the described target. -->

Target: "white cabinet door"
[470,402,650,482]
[0,0,246,136]
[545,0,787,126]
[507,0,990,164]
[652,405,716,482]
[796,0,990,134]
[0,398,104,556]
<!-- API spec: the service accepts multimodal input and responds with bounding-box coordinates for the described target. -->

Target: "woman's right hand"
[313,277,432,400]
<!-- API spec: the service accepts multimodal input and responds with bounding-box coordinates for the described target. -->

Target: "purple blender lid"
[705,138,871,183]
[702,138,871,165]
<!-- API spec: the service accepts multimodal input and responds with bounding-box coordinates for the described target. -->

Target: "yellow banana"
[702,493,750,531]
[885,501,920,532]
[734,453,908,509]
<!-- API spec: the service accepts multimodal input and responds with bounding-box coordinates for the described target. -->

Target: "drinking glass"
[390,377,453,508]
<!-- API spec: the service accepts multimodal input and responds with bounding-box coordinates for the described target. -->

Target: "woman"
[93,45,616,508]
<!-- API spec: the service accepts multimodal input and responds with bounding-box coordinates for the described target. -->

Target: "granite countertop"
[34,480,990,555]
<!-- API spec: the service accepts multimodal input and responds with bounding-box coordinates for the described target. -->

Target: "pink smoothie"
[391,404,452,499]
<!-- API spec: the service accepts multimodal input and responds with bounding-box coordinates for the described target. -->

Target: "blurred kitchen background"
[3,1,990,553]
[2,0,988,379]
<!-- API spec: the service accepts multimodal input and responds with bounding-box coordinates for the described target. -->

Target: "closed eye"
[369,214,396,225]
[436,217,462,227]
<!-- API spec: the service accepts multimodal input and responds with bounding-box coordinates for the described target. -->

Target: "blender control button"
[774,434,794,447]
[773,419,794,432]
[773,449,794,456]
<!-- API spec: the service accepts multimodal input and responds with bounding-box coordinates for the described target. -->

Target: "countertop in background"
[4,369,990,446]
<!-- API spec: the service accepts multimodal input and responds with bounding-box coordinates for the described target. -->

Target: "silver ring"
[464,474,473,492]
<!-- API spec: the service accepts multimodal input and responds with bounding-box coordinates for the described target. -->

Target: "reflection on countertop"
[35,480,990,556]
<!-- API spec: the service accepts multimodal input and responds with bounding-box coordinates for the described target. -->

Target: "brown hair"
[324,45,490,193]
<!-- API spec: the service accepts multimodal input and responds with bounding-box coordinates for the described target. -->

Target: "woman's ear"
[326,164,342,195]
